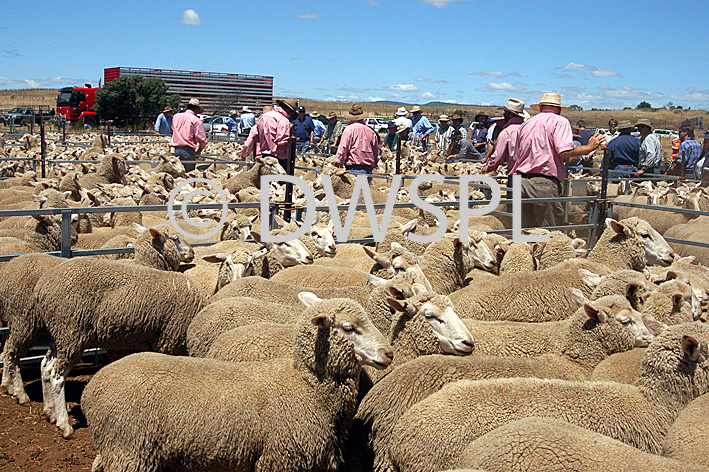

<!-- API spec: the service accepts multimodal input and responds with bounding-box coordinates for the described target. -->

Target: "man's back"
[607,134,640,168]
[511,110,574,181]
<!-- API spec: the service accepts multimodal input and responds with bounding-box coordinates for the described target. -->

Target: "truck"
[56,84,100,126]
[1,106,55,126]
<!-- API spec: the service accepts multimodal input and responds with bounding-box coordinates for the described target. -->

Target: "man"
[311,111,326,147]
[250,98,297,165]
[154,106,173,136]
[380,121,399,152]
[393,107,412,129]
[434,114,453,152]
[334,103,379,174]
[605,120,640,179]
[292,106,315,153]
[481,99,527,175]
[604,118,619,144]
[226,110,239,141]
[678,126,702,179]
[450,114,468,140]
[169,99,208,172]
[239,106,256,138]
[576,120,593,146]
[635,119,662,177]
[511,93,603,229]
[410,105,434,151]
[482,108,505,163]
[319,112,345,154]
[470,113,489,154]
[446,130,481,162]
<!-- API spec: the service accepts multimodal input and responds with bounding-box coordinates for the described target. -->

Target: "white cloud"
[325,95,359,102]
[476,82,526,93]
[340,85,370,93]
[296,13,320,19]
[416,77,448,83]
[387,83,419,92]
[592,69,622,77]
[0,76,95,89]
[598,85,663,100]
[420,0,473,7]
[414,92,437,100]
[472,71,521,78]
[669,89,709,102]
[365,96,386,102]
[280,89,304,95]
[561,62,597,71]
[562,85,587,93]
[178,9,204,26]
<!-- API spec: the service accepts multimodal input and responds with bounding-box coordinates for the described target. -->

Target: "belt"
[173,145,194,149]
[520,173,560,183]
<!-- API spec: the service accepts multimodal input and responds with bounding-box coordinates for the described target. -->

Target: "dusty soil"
[0,363,100,471]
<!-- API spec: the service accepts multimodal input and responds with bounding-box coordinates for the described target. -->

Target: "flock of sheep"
[0,130,708,472]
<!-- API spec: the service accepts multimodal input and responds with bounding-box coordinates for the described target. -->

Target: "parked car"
[1,106,55,125]
[365,117,389,134]
[203,115,229,136]
[654,129,679,138]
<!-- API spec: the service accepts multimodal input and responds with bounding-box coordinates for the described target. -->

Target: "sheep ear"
[579,269,603,288]
[584,303,607,323]
[625,282,643,300]
[401,219,417,235]
[388,285,406,299]
[202,253,229,263]
[249,214,259,223]
[642,314,667,337]
[497,240,513,253]
[575,248,588,258]
[390,242,405,251]
[569,288,589,306]
[63,191,72,199]
[677,256,695,264]
[133,223,148,233]
[149,228,166,242]
[367,274,388,287]
[671,293,684,310]
[298,291,322,308]
[273,214,287,228]
[32,214,46,222]
[607,218,633,237]
[386,297,416,316]
[251,247,268,261]
[363,247,391,268]
[663,270,678,281]
[681,335,702,362]
[411,283,428,296]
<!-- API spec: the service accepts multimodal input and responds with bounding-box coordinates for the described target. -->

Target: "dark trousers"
[173,146,196,172]
[519,174,564,229]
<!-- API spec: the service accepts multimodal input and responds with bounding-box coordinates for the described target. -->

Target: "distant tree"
[623,107,632,110]
[95,76,180,125]
[665,101,675,110]
[569,104,583,111]
[636,101,652,110]
[452,109,466,117]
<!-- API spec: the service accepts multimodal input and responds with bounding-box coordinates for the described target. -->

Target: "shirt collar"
[503,116,524,128]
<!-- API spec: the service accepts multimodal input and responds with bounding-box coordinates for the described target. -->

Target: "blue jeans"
[173,146,196,172]
[296,142,311,154]
[611,165,638,181]
[345,165,373,175]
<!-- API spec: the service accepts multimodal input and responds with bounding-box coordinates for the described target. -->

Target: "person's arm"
[559,134,604,159]
[154,114,163,135]
[194,119,208,156]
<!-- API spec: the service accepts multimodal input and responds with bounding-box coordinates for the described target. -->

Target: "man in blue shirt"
[605,120,640,180]
[226,110,239,141]
[678,126,702,179]
[310,111,326,148]
[239,106,256,139]
[410,105,434,152]
[292,106,315,153]
[154,106,173,136]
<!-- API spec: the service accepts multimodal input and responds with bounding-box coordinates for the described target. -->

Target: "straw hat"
[491,108,505,121]
[530,93,569,111]
[439,114,450,122]
[326,111,337,119]
[346,103,368,121]
[229,109,238,116]
[635,119,653,130]
[617,120,634,131]
[310,111,320,118]
[241,106,252,113]
[410,105,422,114]
[396,124,410,134]
[503,98,526,118]
[396,107,408,116]
[187,98,204,114]
[451,114,463,121]
[162,106,173,114]
[276,98,298,113]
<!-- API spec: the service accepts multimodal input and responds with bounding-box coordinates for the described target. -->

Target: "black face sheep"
[81,294,393,472]
[388,322,709,472]
[32,258,208,438]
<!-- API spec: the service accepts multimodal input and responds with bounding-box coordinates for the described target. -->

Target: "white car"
[654,129,678,138]
[365,117,390,134]
[203,115,229,136]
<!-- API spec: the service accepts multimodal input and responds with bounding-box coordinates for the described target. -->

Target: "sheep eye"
[618,317,631,325]
[341,324,354,332]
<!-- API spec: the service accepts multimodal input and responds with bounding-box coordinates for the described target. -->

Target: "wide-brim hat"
[276,98,298,113]
[491,108,505,121]
[617,120,634,131]
[396,124,410,134]
[326,111,337,119]
[451,114,463,121]
[474,113,488,122]
[503,98,526,118]
[162,106,173,114]
[531,93,569,112]
[188,98,204,114]
[310,111,320,118]
[229,109,238,116]
[396,107,408,116]
[410,105,422,114]
[439,114,450,122]
[241,106,252,113]
[635,119,653,130]
[346,103,368,121]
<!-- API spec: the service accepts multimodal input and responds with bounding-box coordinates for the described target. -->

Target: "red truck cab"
[56,85,100,125]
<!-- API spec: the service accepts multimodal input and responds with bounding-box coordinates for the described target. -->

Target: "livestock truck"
[56,84,100,126]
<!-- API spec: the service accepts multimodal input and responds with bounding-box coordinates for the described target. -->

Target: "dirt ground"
[0,363,100,471]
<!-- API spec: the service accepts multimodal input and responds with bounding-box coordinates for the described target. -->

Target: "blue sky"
[1,0,707,110]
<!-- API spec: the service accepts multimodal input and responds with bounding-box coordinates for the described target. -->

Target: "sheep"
[81,294,393,472]
[355,291,660,472]
[79,153,128,190]
[0,253,66,405]
[581,268,654,307]
[206,322,294,362]
[0,170,37,189]
[184,247,267,295]
[130,223,194,270]
[497,240,535,274]
[224,156,286,194]
[462,317,568,358]
[108,196,143,227]
[363,242,433,290]
[448,217,671,322]
[662,393,709,468]
[525,229,588,270]
[0,214,78,255]
[639,279,698,324]
[375,219,431,256]
[250,230,314,278]
[452,417,705,472]
[152,154,186,177]
[33,258,208,437]
[272,264,371,288]
[220,213,257,240]
[591,347,647,384]
[57,172,83,201]
[387,322,709,472]
[33,188,71,208]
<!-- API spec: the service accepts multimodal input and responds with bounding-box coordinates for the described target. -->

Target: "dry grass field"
[1,88,706,133]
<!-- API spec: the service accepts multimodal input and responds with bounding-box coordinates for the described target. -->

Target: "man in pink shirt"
[482,98,528,175]
[334,103,379,175]
[252,98,297,163]
[511,93,603,229]
[169,98,209,172]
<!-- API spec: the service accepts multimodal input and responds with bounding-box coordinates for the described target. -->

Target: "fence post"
[60,210,73,258]
[283,135,296,222]
[40,120,46,177]
[62,118,66,143]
